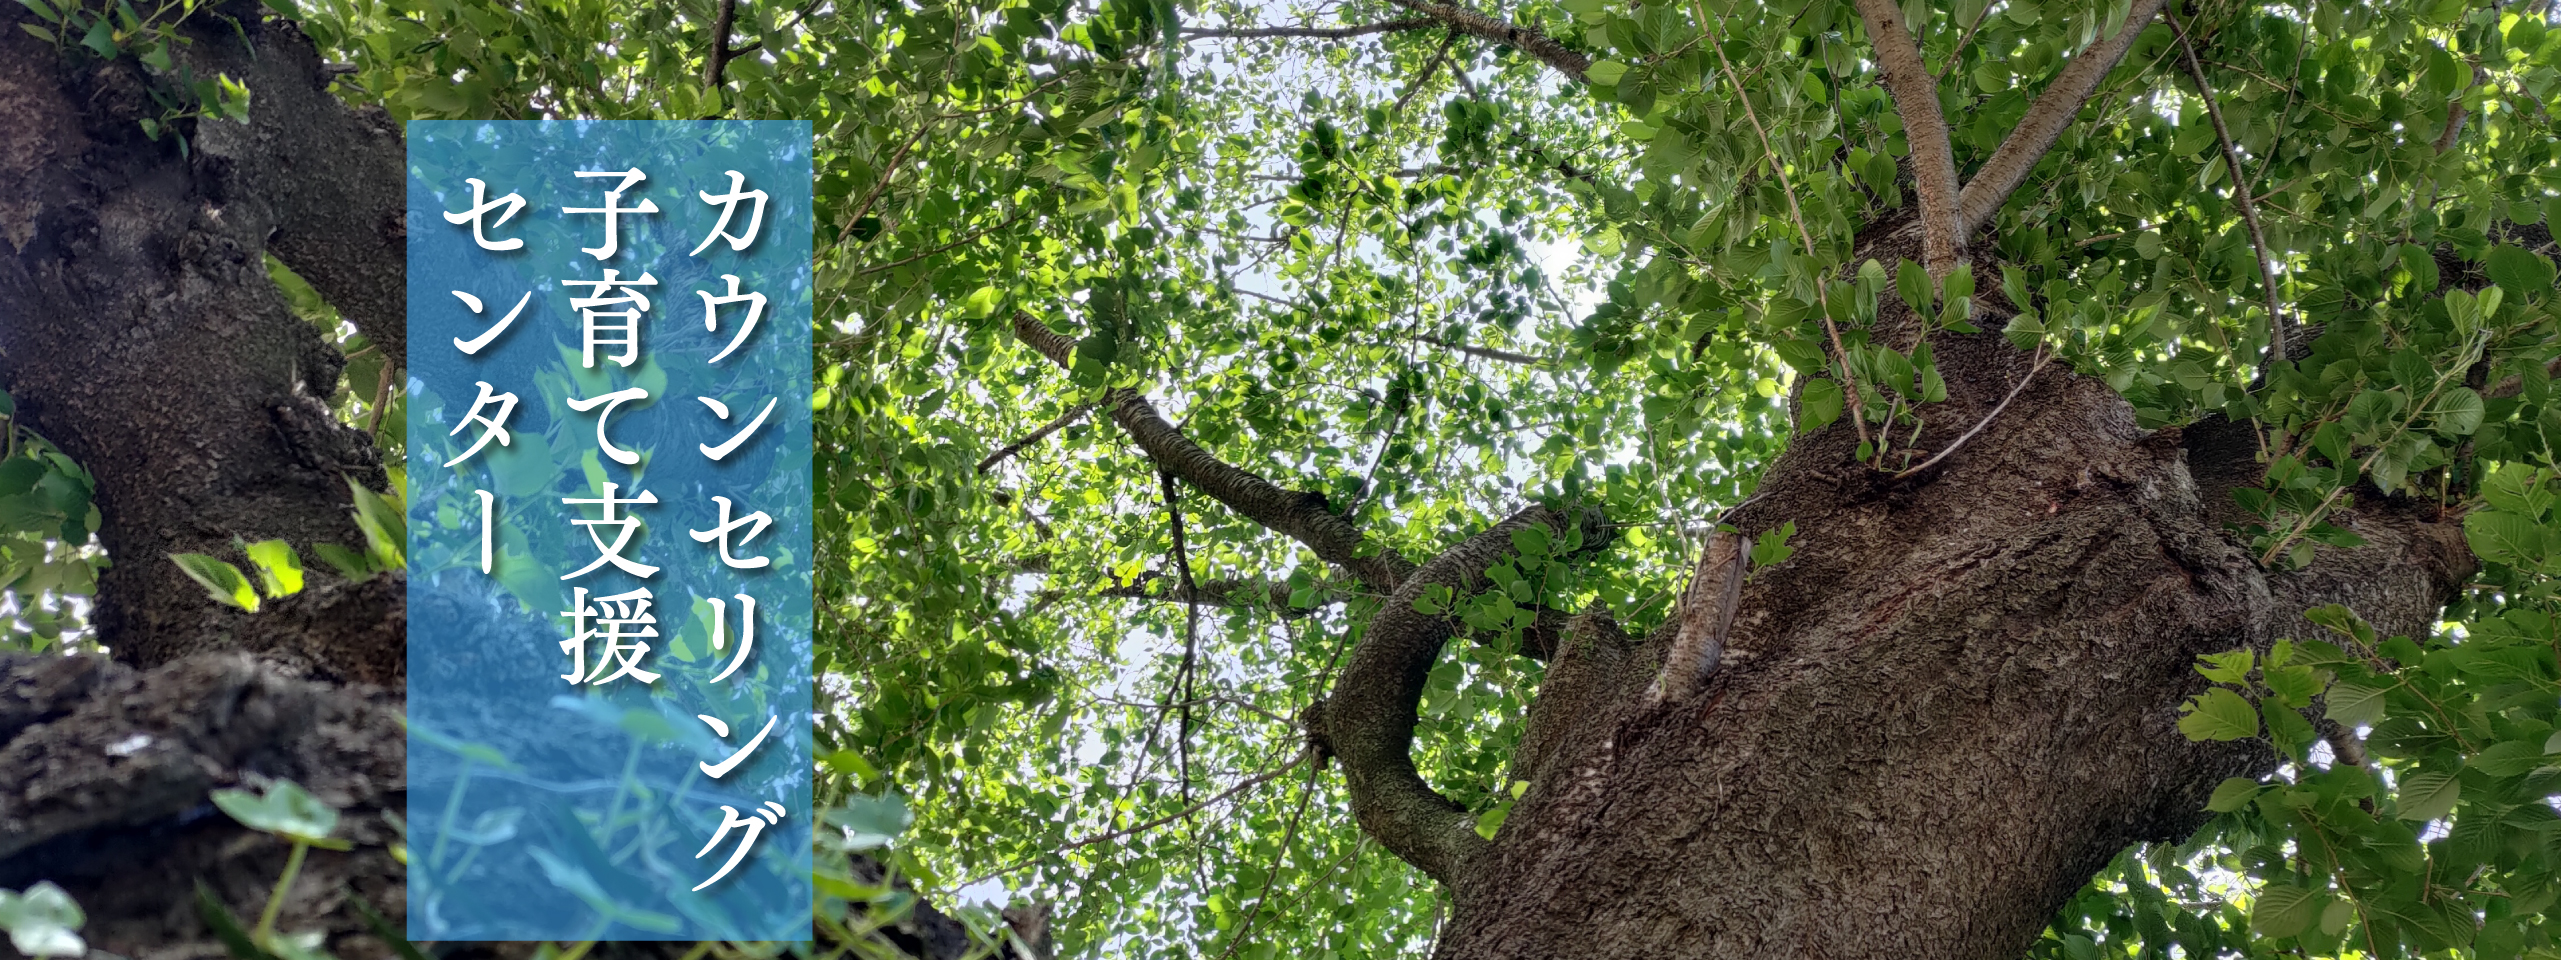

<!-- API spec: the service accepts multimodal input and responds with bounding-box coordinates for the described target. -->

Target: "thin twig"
[1182,17,1434,40]
[365,365,398,436]
[855,211,1027,277]
[1208,761,1322,960]
[955,750,1312,888]
[976,403,1093,473]
[1411,334,1548,366]
[2167,8,2288,378]
[1892,349,2049,479]
[1162,471,1203,815]
[1935,0,2002,81]
[1694,1,1869,451]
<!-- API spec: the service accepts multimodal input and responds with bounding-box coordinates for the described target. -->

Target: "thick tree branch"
[1183,17,1435,40]
[1010,312,1415,590]
[198,19,409,371]
[2167,8,2287,374]
[1384,0,1590,79]
[703,0,741,87]
[1850,0,1963,273]
[1315,505,1603,884]
[1954,0,2169,237]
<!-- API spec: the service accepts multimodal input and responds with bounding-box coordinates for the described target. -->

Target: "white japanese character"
[688,496,772,569]
[689,170,768,256]
[697,396,776,461]
[476,489,496,575]
[450,290,530,355]
[562,482,660,579]
[443,381,518,468]
[691,802,787,892]
[705,593,756,683]
[564,270,657,369]
[693,712,777,779]
[697,274,766,364]
[441,178,525,251]
[566,386,651,466]
[559,586,661,685]
[565,168,659,261]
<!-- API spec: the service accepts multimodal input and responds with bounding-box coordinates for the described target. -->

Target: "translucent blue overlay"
[406,119,813,941]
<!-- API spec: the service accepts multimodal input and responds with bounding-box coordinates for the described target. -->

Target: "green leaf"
[2485,245,2556,298]
[2002,312,2045,351]
[1584,60,1628,85]
[2323,681,2388,727]
[346,479,405,570]
[0,881,86,958]
[822,793,912,851]
[170,553,259,612]
[1799,378,1843,431]
[193,880,275,960]
[2195,649,2253,684]
[2394,770,2460,821]
[1896,258,1933,312]
[2251,883,2322,938]
[2206,776,2264,812]
[210,779,339,842]
[2430,386,2483,435]
[311,543,379,582]
[344,891,429,960]
[2472,739,2547,778]
[2463,509,2547,567]
[2178,687,2261,741]
[241,540,304,599]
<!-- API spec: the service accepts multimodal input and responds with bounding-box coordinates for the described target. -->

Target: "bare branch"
[1010,312,1416,590]
[1850,0,1964,273]
[1893,347,2051,479]
[957,750,1314,888]
[977,402,1093,474]
[1955,0,2170,237]
[2166,9,2288,376]
[855,211,1027,277]
[1385,0,1591,79]
[702,0,742,87]
[1183,17,1436,40]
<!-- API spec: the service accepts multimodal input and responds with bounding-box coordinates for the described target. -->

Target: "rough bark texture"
[0,1,397,669]
[0,650,407,960]
[1413,231,2471,958]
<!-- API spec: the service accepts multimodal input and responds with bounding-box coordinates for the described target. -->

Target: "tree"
[829,0,2561,958]
[0,0,416,949]
[0,2,1032,956]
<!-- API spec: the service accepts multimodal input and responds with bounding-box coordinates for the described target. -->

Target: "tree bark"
[0,1,400,668]
[1265,206,2492,955]
[1411,232,2471,958]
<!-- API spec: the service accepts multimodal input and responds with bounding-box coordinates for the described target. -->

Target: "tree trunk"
[1424,228,2471,959]
[0,0,402,669]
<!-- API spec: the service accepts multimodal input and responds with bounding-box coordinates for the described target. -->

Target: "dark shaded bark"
[0,2,398,668]
[0,650,407,959]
